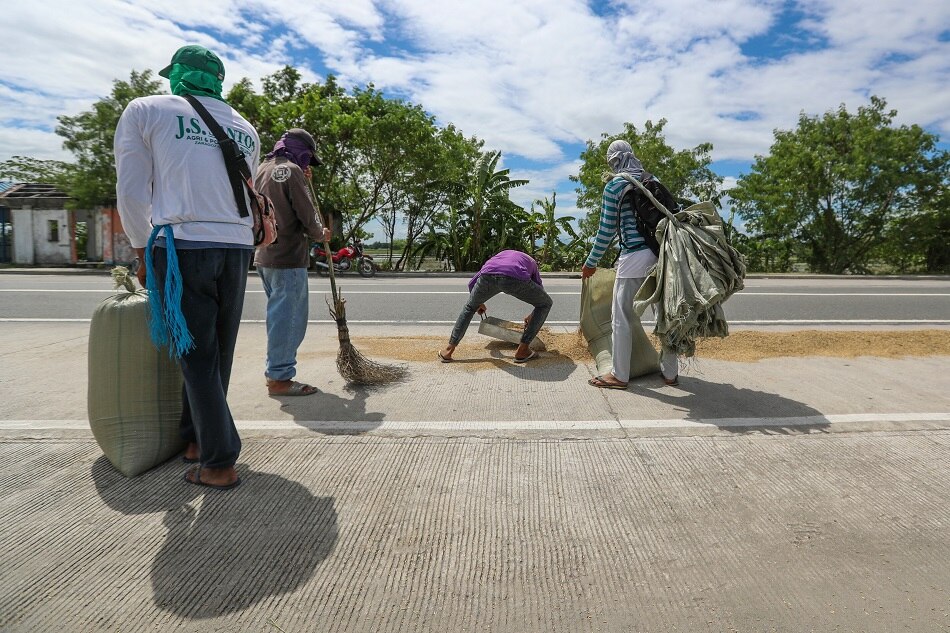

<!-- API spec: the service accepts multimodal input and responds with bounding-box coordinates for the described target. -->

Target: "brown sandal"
[588,375,628,390]
[183,466,241,491]
[267,380,319,396]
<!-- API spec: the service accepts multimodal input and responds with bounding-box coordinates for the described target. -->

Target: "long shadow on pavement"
[92,457,338,619]
[631,376,831,433]
[275,384,388,435]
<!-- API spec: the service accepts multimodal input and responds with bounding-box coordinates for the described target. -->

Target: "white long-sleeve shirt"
[114,94,260,248]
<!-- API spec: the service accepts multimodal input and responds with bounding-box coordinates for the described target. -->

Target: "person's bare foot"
[182,442,200,463]
[184,465,241,490]
[588,372,628,389]
[514,342,535,362]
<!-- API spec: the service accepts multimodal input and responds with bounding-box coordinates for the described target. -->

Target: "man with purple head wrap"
[254,129,332,396]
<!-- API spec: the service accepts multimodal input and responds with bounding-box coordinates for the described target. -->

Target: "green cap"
[158,45,225,81]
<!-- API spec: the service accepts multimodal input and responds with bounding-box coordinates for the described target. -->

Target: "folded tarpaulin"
[579,267,659,378]
[622,176,746,358]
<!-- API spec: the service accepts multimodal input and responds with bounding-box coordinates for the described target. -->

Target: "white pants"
[612,276,678,382]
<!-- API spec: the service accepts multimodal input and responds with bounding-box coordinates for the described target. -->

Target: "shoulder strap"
[615,182,633,250]
[614,175,651,250]
[617,172,678,224]
[615,172,674,255]
[182,95,250,217]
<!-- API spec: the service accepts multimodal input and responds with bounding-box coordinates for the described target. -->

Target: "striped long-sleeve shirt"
[584,175,649,269]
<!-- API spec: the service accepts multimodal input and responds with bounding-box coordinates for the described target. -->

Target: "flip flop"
[513,350,538,363]
[588,375,628,390]
[662,376,680,386]
[268,380,319,396]
[183,466,241,491]
[438,351,453,363]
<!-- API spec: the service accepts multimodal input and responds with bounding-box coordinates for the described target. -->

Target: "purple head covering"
[265,135,314,171]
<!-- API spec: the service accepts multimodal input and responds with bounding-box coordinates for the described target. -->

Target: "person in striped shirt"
[580,140,679,389]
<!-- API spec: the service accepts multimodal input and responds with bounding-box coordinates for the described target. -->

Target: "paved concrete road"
[3,271,950,326]
[1,322,948,632]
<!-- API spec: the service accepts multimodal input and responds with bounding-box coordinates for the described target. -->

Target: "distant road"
[1,273,949,327]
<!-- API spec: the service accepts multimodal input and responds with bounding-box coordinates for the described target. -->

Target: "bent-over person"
[440,250,552,363]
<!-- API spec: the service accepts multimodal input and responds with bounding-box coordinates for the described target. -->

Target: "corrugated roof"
[0,182,68,199]
[0,181,13,194]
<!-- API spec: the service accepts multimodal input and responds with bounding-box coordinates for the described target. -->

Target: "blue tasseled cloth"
[145,225,195,358]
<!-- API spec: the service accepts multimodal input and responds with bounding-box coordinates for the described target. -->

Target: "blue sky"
[1,0,947,238]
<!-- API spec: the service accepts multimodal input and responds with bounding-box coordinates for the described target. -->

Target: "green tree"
[571,119,724,238]
[464,150,529,269]
[227,68,353,233]
[383,123,480,271]
[728,233,796,273]
[416,149,530,272]
[923,186,950,273]
[345,87,429,244]
[534,192,557,266]
[55,70,165,207]
[528,192,582,270]
[226,68,486,261]
[0,156,70,185]
[730,97,949,274]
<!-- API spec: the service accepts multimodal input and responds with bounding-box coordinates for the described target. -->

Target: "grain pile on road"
[693,329,950,362]
[351,329,950,369]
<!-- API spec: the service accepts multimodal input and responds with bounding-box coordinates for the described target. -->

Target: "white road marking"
[1,289,949,297]
[2,412,948,431]
[3,318,950,326]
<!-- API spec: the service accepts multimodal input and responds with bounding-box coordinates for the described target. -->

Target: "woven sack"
[87,269,184,476]
[579,268,659,378]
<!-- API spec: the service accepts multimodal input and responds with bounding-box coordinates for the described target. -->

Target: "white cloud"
[614,0,780,48]
[507,160,584,212]
[0,127,70,163]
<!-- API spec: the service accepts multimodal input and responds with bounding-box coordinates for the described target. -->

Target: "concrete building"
[0,183,74,265]
[0,183,133,266]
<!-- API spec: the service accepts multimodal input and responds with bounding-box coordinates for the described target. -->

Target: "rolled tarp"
[622,176,745,358]
[579,267,659,378]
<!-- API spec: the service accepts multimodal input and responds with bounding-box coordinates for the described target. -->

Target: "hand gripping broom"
[308,182,407,385]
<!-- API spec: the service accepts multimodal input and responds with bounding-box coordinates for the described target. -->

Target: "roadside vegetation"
[2,69,946,274]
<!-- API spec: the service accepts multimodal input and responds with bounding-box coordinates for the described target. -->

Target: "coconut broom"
[308,182,407,385]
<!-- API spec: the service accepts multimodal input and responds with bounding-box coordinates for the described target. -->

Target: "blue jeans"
[257,266,310,382]
[449,274,553,345]
[152,246,251,469]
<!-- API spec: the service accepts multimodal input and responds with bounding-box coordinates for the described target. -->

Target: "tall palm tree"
[468,150,528,267]
[530,192,583,269]
[535,192,557,266]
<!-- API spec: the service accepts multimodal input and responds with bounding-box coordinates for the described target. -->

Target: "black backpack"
[617,173,678,256]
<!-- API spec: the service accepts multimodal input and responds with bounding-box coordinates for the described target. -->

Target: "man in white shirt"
[114,45,260,490]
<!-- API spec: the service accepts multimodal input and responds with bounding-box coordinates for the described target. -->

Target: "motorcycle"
[310,238,377,277]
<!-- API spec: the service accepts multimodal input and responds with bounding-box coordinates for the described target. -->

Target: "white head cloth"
[606,139,645,180]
